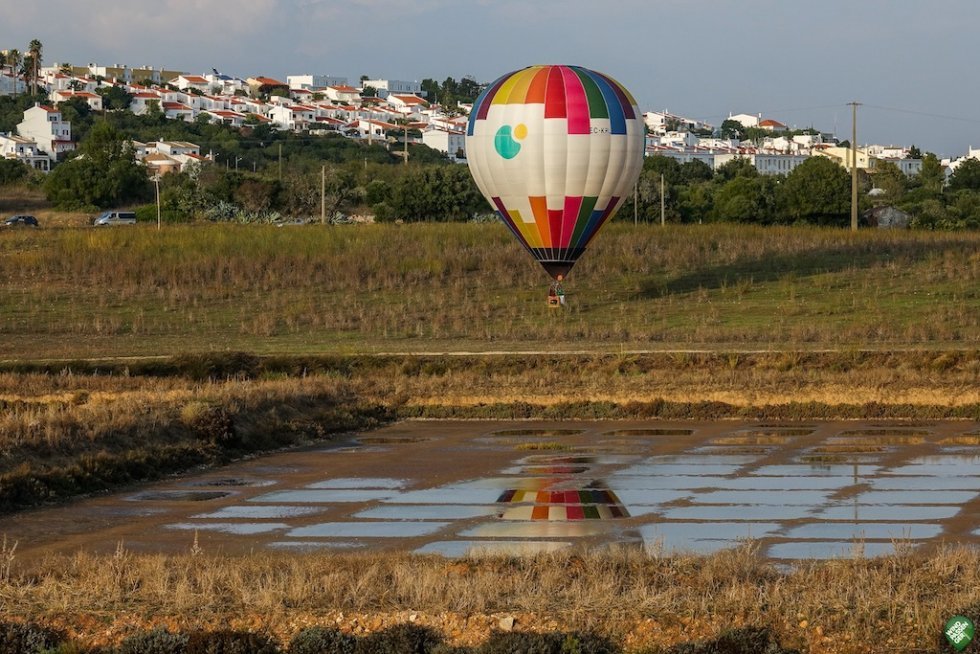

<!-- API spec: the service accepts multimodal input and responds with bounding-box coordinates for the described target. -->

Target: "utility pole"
[278,142,282,181]
[154,176,161,231]
[403,123,409,165]
[321,164,326,224]
[660,173,666,226]
[849,101,861,231]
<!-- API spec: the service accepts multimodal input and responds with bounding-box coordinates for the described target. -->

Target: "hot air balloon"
[465,64,645,298]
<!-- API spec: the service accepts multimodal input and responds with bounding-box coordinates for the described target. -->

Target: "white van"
[94,211,137,226]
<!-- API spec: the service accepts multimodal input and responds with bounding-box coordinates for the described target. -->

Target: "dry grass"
[0,544,977,652]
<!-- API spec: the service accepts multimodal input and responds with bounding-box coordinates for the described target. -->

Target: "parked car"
[94,210,137,226]
[2,215,39,228]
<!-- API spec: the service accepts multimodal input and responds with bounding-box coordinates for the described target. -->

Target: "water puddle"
[840,429,931,437]
[616,463,748,476]
[380,488,503,505]
[492,429,585,437]
[415,540,572,557]
[692,490,832,505]
[784,522,942,540]
[603,428,694,436]
[461,521,607,538]
[639,522,781,554]
[871,476,980,491]
[750,464,880,477]
[185,478,275,488]
[354,505,501,520]
[854,490,976,505]
[884,455,980,477]
[305,478,407,489]
[129,490,232,502]
[167,522,289,535]
[192,505,326,520]
[288,521,450,538]
[248,489,397,503]
[268,541,364,551]
[662,505,815,521]
[357,436,432,444]
[608,476,729,490]
[815,504,961,521]
[767,541,905,560]
[710,476,854,490]
[615,489,692,506]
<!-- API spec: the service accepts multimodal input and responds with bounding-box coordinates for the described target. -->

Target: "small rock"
[409,613,418,623]
[498,616,515,632]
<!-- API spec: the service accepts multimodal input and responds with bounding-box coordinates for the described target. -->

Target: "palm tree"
[28,39,42,97]
[7,49,20,77]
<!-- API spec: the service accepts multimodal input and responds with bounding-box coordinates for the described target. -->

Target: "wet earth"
[6,419,980,561]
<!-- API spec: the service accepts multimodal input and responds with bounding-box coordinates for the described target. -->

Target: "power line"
[861,103,980,126]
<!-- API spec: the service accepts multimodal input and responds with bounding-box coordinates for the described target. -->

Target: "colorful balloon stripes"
[466,65,645,280]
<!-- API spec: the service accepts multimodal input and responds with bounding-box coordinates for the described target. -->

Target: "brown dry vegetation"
[1,544,977,652]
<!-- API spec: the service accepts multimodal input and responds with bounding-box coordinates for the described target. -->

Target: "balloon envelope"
[466,65,645,279]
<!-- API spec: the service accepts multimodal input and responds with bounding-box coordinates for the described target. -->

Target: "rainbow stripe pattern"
[496,488,630,521]
[465,65,645,279]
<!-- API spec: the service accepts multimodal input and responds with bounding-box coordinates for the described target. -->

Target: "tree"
[870,160,907,205]
[914,153,945,194]
[0,158,30,185]
[6,50,21,94]
[947,158,980,192]
[27,39,42,97]
[680,159,713,184]
[907,145,922,160]
[642,155,682,186]
[720,119,745,140]
[778,156,851,225]
[715,157,758,181]
[44,120,149,209]
[97,85,134,111]
[710,175,778,223]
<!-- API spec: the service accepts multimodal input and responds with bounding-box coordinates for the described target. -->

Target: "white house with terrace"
[0,133,50,171]
[17,104,74,160]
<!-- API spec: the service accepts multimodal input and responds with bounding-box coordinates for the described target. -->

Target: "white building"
[324,85,361,103]
[287,74,349,91]
[0,72,26,96]
[171,74,212,93]
[0,132,50,171]
[51,89,104,112]
[422,127,466,161]
[17,104,74,160]
[362,78,422,99]
[268,104,315,131]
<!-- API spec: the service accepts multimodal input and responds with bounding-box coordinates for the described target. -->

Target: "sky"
[4,0,980,157]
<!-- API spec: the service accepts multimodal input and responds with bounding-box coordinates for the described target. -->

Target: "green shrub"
[477,631,619,654]
[185,629,280,654]
[0,621,65,654]
[288,627,356,654]
[663,627,797,654]
[117,628,188,654]
[354,624,442,654]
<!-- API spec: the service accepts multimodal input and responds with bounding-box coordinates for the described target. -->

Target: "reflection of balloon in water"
[466,65,645,280]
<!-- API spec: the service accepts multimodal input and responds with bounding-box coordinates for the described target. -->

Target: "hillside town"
[4,57,978,181]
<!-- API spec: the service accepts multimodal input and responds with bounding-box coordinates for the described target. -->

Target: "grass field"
[0,222,977,359]
[1,219,978,653]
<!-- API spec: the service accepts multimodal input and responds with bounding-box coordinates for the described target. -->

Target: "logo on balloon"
[494,123,527,160]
